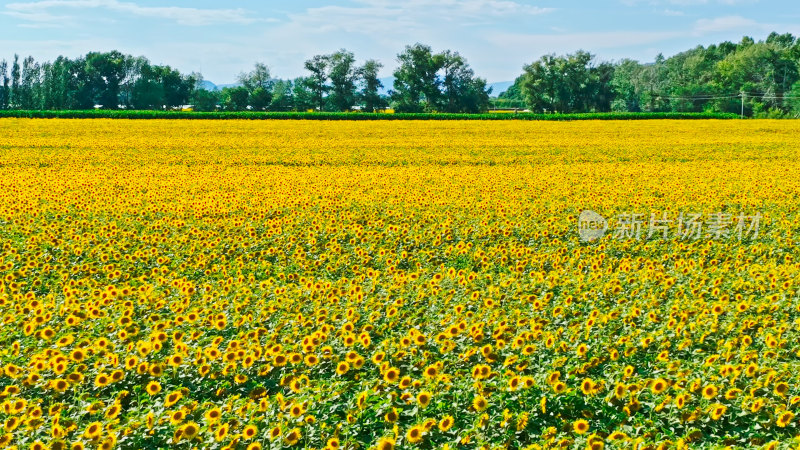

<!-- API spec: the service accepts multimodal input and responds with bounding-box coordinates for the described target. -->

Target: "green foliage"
[327,50,359,112]
[304,55,329,111]
[0,109,737,120]
[519,51,614,113]
[190,89,220,112]
[238,63,273,111]
[359,59,385,113]
[220,86,250,112]
[3,33,800,116]
[392,44,490,113]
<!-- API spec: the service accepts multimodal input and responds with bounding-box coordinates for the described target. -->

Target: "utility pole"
[741,91,745,118]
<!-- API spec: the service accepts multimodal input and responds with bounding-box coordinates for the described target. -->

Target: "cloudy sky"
[1,0,798,83]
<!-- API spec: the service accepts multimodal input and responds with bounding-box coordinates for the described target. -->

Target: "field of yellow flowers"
[1,118,800,450]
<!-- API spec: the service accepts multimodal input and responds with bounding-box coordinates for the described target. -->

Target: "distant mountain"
[197,81,241,91]
[198,80,218,91]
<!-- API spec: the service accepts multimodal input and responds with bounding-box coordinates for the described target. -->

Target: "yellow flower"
[472,394,488,412]
[284,428,302,446]
[84,421,103,440]
[146,381,161,396]
[376,437,395,450]
[406,424,425,444]
[777,411,795,427]
[701,385,718,400]
[573,419,590,434]
[439,415,454,432]
[416,391,432,408]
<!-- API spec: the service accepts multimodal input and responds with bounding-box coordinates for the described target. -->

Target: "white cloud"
[690,15,800,38]
[278,0,553,35]
[692,15,761,33]
[350,0,554,18]
[622,0,758,5]
[661,9,685,15]
[4,0,263,26]
[486,30,685,53]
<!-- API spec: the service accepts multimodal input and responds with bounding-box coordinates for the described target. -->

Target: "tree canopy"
[2,33,800,116]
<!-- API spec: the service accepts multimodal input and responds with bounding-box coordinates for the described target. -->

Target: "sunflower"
[164,390,183,408]
[84,421,103,440]
[336,361,350,375]
[104,402,121,419]
[94,373,110,387]
[204,407,222,423]
[268,426,281,441]
[146,381,161,396]
[708,404,727,420]
[242,424,258,440]
[416,391,432,408]
[384,408,399,423]
[50,379,69,393]
[701,385,718,400]
[289,403,305,418]
[376,437,395,450]
[180,422,200,440]
[573,419,590,434]
[581,378,595,395]
[777,411,795,427]
[406,424,424,444]
[651,378,668,395]
[284,428,302,446]
[608,431,627,440]
[423,364,438,378]
[472,394,488,412]
[383,367,400,384]
[214,423,230,442]
[439,415,454,432]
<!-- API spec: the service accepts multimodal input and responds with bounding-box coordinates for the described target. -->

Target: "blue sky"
[1,0,799,83]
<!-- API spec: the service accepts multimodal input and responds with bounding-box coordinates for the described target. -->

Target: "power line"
[653,93,800,100]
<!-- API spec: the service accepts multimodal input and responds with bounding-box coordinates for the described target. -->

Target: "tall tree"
[303,55,329,111]
[19,56,41,110]
[220,86,249,111]
[437,50,490,113]
[84,51,129,109]
[359,59,385,112]
[292,77,316,111]
[520,51,612,113]
[392,43,441,112]
[270,79,295,111]
[327,50,358,111]
[10,55,20,108]
[0,59,8,109]
[238,63,273,111]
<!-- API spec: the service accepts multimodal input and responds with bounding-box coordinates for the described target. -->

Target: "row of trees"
[0,44,491,113]
[2,33,800,115]
[0,51,196,110]
[209,51,391,113]
[500,32,800,117]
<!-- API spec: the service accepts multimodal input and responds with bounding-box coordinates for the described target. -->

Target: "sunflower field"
[1,118,799,450]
